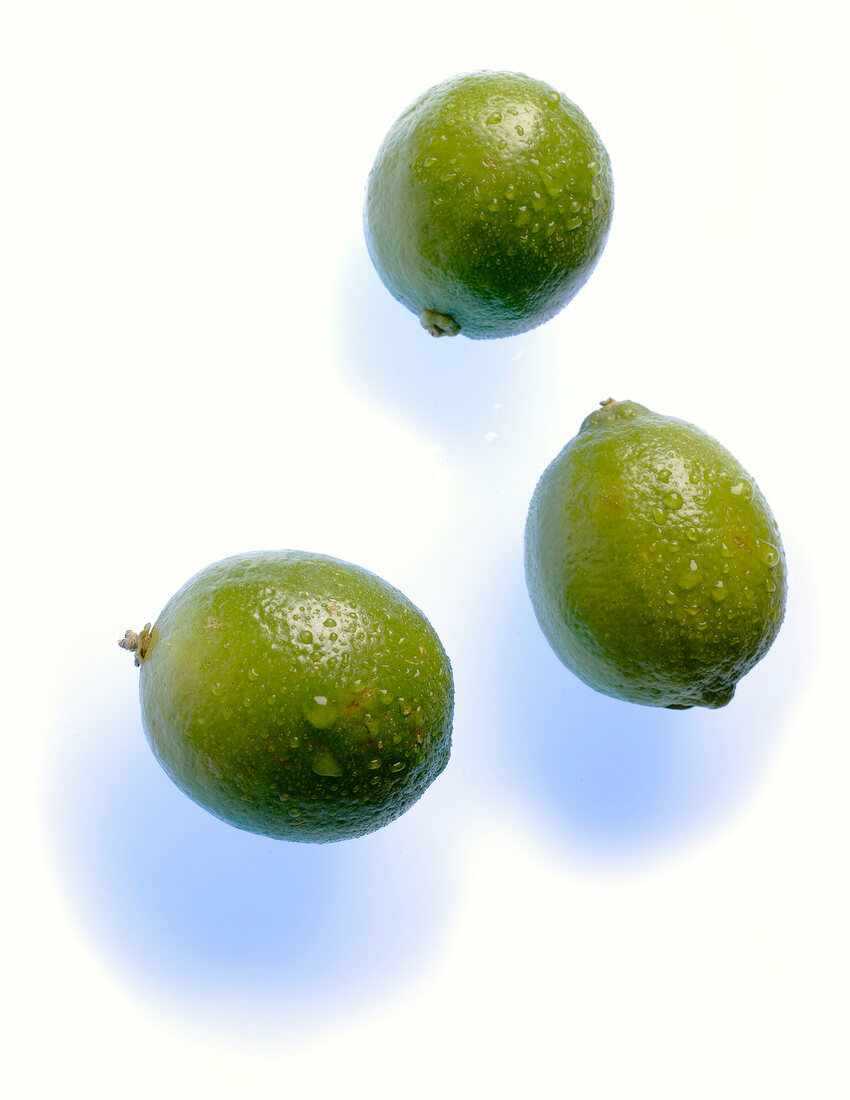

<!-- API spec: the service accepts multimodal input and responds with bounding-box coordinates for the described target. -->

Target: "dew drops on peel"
[303,696,339,730]
[730,480,754,500]
[710,582,730,602]
[677,560,702,590]
[311,750,342,778]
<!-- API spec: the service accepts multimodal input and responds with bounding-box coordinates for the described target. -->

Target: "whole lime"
[120,551,453,842]
[524,400,787,708]
[363,70,613,339]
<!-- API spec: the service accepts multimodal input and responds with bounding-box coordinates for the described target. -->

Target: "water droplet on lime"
[303,696,339,729]
[312,750,342,778]
[756,539,780,567]
[677,560,702,590]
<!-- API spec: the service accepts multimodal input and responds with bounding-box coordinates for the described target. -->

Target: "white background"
[2,1,848,1097]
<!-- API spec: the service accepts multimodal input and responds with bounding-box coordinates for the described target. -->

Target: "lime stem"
[420,308,461,337]
[599,397,619,409]
[119,624,151,666]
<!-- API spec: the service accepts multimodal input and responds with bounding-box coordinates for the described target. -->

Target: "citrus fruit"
[524,400,787,708]
[119,550,453,842]
[363,69,613,339]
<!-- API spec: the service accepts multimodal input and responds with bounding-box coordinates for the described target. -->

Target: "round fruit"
[120,551,453,842]
[524,400,787,709]
[363,70,613,340]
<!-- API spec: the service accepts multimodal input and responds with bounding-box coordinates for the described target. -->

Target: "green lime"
[524,400,787,708]
[363,70,613,340]
[120,551,453,842]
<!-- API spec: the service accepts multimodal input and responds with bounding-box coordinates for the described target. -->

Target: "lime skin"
[364,70,613,340]
[524,401,787,709]
[128,551,454,842]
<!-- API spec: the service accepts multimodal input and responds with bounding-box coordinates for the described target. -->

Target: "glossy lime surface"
[525,401,787,708]
[132,551,453,842]
[364,70,613,339]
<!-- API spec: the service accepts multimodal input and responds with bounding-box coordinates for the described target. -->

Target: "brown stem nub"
[420,308,461,337]
[119,624,151,666]
[599,397,619,409]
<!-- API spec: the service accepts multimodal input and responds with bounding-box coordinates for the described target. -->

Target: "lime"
[364,70,613,339]
[524,400,787,708]
[120,551,453,842]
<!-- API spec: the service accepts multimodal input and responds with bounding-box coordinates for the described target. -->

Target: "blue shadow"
[329,240,564,465]
[49,664,455,1037]
[463,550,807,865]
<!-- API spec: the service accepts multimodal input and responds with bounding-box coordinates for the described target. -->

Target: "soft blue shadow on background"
[329,240,563,464]
[50,669,456,1038]
[466,552,809,863]
[50,246,809,1043]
